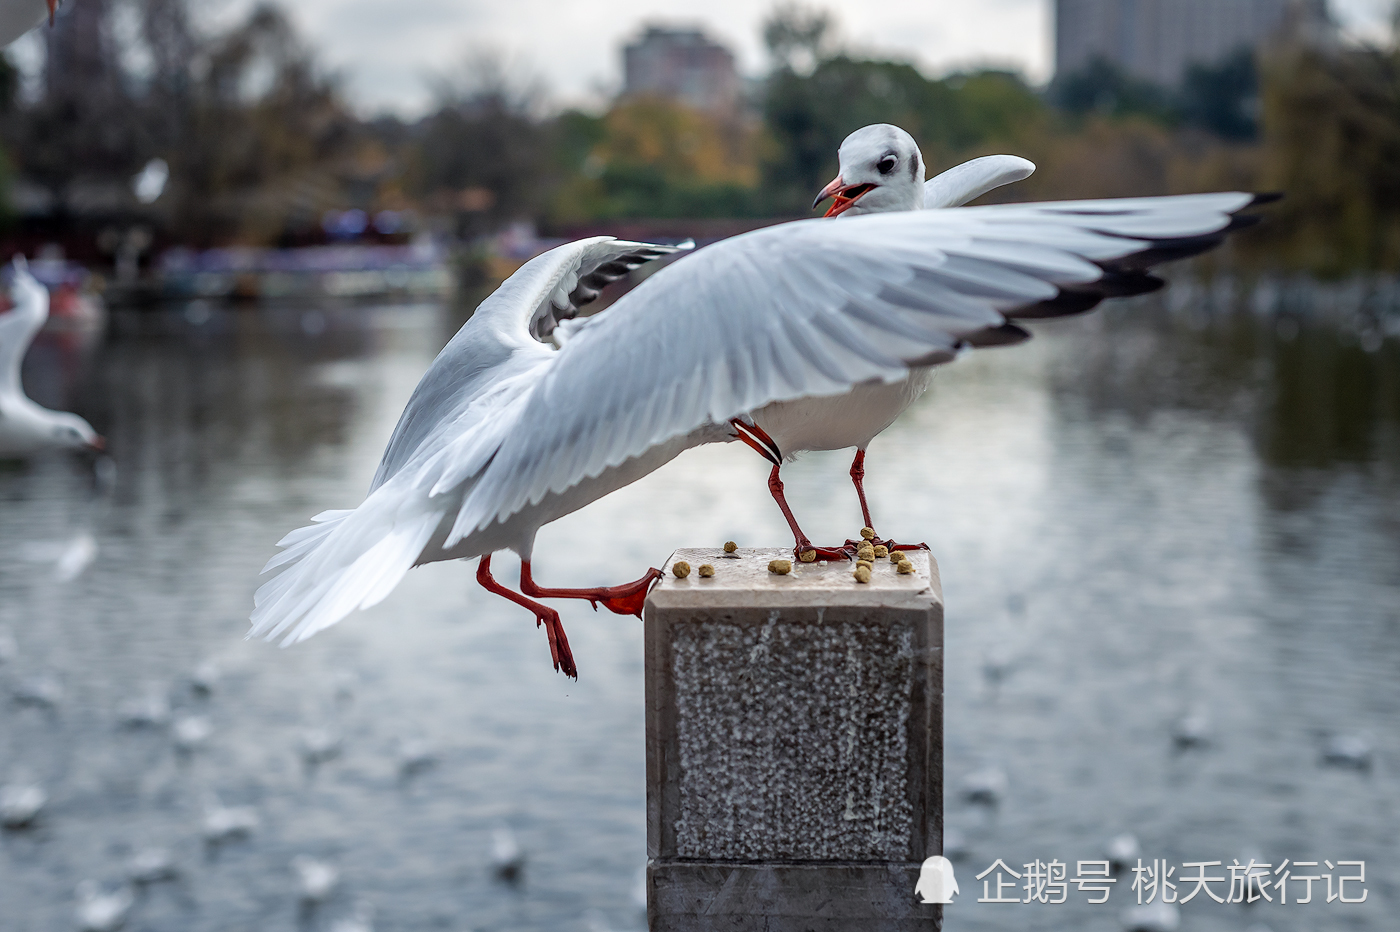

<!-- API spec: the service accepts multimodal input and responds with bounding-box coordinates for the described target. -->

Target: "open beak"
[89,436,106,453]
[46,0,56,24]
[812,175,876,218]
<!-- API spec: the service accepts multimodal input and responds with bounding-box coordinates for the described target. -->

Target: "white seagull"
[0,258,104,458]
[250,123,1272,677]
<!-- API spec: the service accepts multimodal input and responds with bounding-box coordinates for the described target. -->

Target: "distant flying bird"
[0,259,104,458]
[250,123,1271,677]
[0,0,56,48]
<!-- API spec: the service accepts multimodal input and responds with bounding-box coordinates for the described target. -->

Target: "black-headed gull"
[0,258,104,458]
[251,123,1271,677]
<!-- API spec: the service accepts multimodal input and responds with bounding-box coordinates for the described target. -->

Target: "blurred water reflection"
[0,290,1394,931]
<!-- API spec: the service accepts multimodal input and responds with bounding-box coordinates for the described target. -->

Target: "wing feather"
[447,192,1265,536]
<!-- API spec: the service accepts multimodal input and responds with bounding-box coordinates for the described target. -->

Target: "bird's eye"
[877,154,898,175]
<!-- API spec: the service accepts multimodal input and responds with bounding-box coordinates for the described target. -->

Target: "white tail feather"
[249,486,448,646]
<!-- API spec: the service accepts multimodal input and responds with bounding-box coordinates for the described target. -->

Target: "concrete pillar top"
[651,547,942,612]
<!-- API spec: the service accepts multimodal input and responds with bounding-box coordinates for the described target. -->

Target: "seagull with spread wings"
[250,124,1273,677]
[0,259,104,459]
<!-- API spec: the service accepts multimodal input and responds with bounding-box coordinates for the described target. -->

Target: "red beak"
[47,0,56,24]
[89,435,106,452]
[812,175,876,218]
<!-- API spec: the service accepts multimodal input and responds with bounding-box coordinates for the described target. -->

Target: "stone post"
[644,547,944,931]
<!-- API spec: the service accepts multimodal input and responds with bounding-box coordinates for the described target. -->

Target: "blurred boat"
[154,240,454,303]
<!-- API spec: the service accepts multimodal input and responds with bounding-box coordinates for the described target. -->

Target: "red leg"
[518,561,662,617]
[768,464,851,562]
[476,554,577,679]
[850,449,873,530]
[842,448,930,552]
[729,418,849,562]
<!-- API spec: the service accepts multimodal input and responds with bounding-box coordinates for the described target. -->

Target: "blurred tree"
[1178,48,1260,141]
[409,50,553,237]
[1050,56,1177,123]
[15,0,149,218]
[550,96,760,220]
[171,3,356,244]
[1253,43,1400,274]
[763,2,834,75]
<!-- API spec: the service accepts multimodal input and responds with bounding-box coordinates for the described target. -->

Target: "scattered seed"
[723,541,737,553]
[768,559,792,575]
[672,561,691,579]
[698,564,715,578]
[799,549,817,563]
[889,550,906,563]
[873,545,889,558]
[897,560,914,575]
[860,527,875,540]
[853,565,872,583]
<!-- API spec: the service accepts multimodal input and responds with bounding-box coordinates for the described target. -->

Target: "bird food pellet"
[860,527,876,540]
[698,564,714,577]
[672,561,690,578]
[856,559,873,570]
[799,549,817,563]
[853,565,872,583]
[873,545,889,558]
[897,560,914,575]
[768,559,792,575]
[723,541,737,553]
[889,550,906,563]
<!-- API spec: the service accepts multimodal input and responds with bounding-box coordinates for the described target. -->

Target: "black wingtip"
[1247,192,1284,208]
[963,322,1032,348]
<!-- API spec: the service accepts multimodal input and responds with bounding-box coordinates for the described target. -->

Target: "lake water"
[1,285,1395,932]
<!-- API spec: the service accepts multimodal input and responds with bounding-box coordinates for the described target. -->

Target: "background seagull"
[251,124,1271,677]
[0,258,104,459]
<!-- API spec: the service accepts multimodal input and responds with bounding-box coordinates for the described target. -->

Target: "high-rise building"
[1055,0,1333,86]
[622,26,740,113]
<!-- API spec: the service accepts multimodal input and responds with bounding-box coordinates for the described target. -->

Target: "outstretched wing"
[370,236,690,492]
[0,260,48,399]
[252,236,686,646]
[924,155,1036,209]
[446,192,1269,542]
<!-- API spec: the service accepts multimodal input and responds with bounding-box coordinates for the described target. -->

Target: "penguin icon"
[914,855,959,904]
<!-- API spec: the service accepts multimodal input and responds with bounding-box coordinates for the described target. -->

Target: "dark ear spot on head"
[910,151,920,181]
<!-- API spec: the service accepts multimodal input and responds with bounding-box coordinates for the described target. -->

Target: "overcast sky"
[13,0,1395,116]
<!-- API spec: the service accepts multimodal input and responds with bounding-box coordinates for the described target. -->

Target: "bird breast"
[751,368,934,457]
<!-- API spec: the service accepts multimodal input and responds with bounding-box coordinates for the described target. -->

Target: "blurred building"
[1055,0,1334,86]
[622,26,740,112]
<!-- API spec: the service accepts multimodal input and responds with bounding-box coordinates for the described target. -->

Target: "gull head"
[50,413,103,453]
[813,123,925,217]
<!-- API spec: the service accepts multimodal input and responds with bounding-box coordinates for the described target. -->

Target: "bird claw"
[877,540,930,553]
[793,544,854,562]
[535,610,577,679]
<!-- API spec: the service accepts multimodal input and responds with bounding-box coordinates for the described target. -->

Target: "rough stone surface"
[645,548,943,929]
[670,614,916,860]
